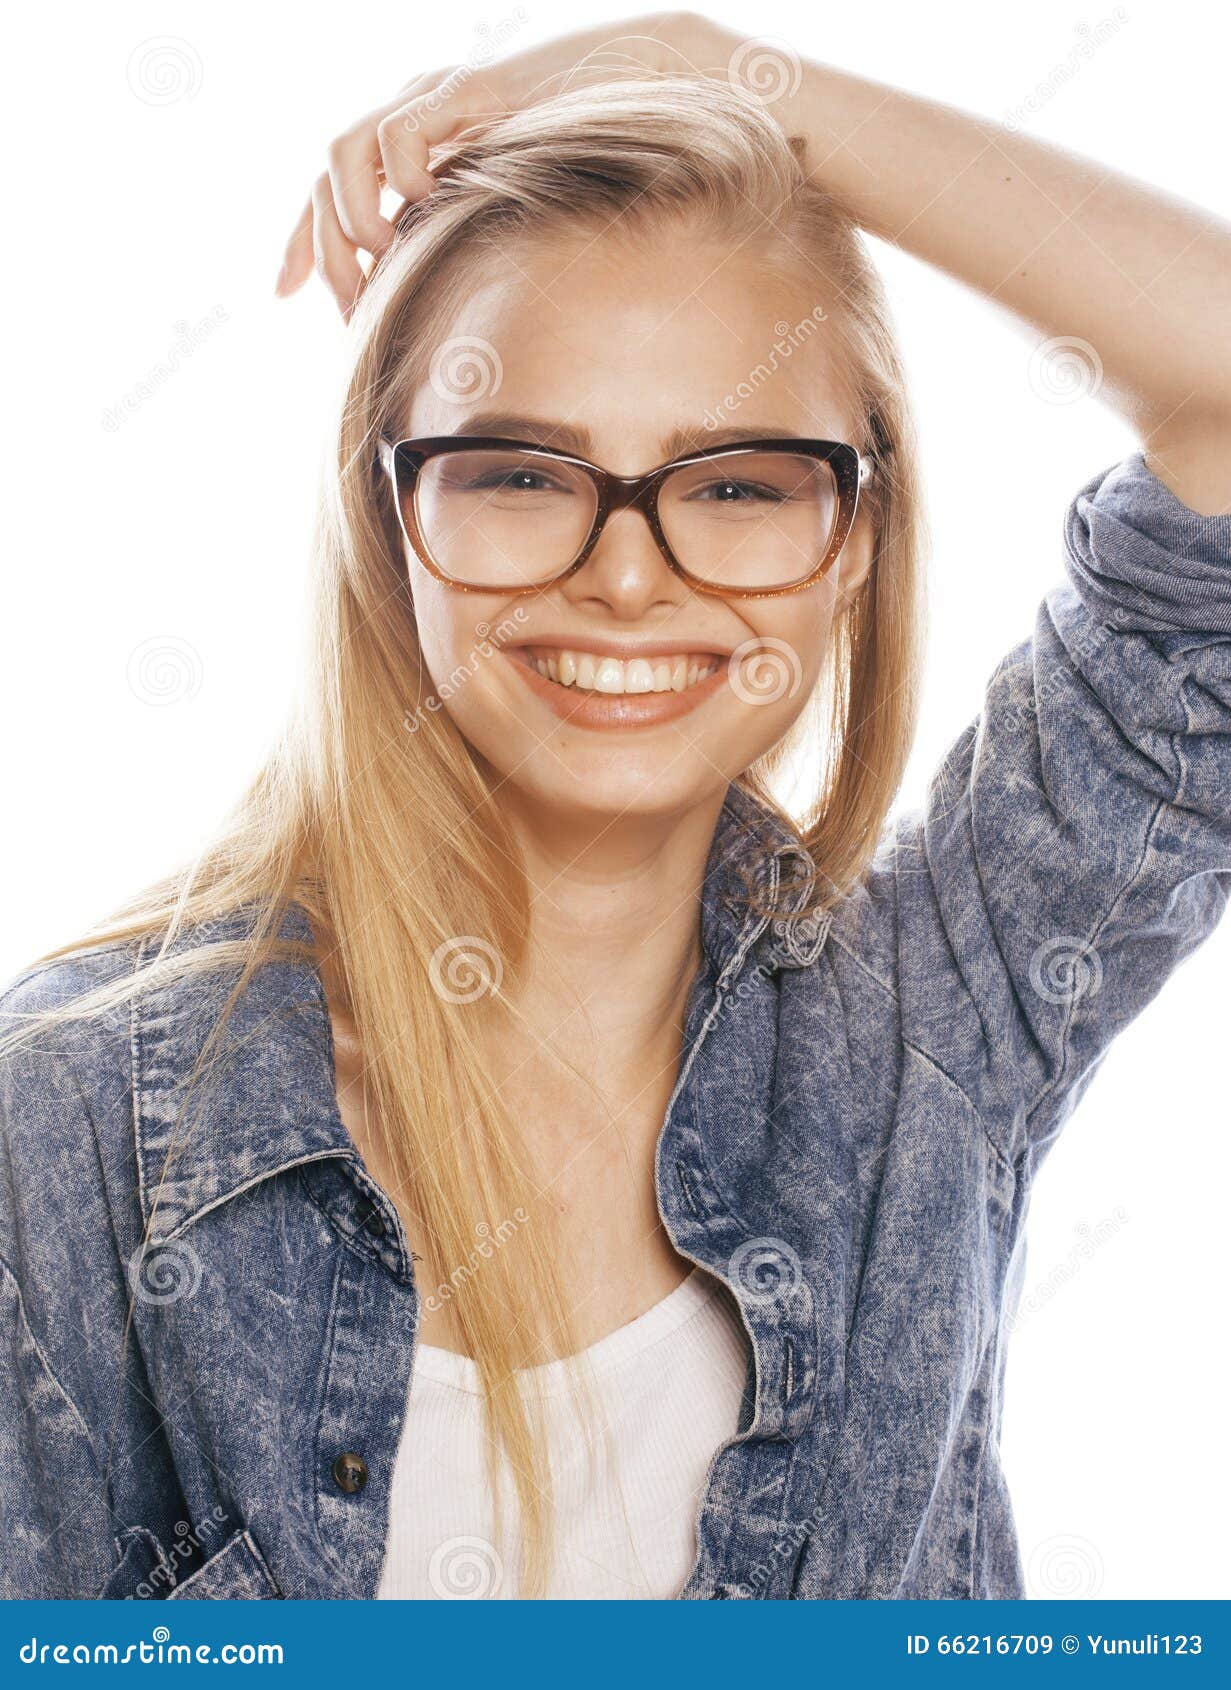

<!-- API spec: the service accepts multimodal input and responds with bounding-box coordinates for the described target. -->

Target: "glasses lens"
[658,451,841,589]
[406,449,598,588]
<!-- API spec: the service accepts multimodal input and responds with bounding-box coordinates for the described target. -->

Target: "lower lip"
[504,651,729,729]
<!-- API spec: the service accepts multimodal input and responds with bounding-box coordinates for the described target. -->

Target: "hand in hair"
[273,11,746,320]
[273,7,1231,513]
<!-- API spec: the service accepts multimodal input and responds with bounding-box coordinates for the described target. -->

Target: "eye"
[683,477,793,505]
[485,468,568,492]
[438,460,584,501]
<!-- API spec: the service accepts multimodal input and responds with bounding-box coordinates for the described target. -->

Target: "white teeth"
[528,650,718,695]
[593,657,625,695]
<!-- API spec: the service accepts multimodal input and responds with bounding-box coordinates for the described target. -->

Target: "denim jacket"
[2,451,1229,1601]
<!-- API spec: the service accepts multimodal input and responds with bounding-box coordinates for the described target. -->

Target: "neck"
[498,787,728,1076]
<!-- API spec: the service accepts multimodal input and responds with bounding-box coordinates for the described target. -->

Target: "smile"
[528,648,720,694]
[504,642,730,729]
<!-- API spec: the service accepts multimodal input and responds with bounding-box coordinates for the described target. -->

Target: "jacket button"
[355,1199,387,1240]
[332,1452,369,1494]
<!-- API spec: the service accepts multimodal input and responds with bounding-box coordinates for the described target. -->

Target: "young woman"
[2,12,1228,1602]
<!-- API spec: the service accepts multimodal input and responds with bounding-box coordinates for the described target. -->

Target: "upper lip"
[503,634,736,659]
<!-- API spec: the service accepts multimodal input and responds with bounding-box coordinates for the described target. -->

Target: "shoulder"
[0,938,141,1020]
[0,941,143,1211]
[0,939,142,1096]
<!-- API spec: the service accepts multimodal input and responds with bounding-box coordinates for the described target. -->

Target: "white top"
[375,1267,749,1599]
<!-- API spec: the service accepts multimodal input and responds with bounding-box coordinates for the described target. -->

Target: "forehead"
[404,226,857,463]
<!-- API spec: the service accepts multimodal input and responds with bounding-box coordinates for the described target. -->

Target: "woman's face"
[396,225,875,827]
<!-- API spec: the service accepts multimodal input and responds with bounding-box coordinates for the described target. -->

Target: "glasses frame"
[375,434,875,598]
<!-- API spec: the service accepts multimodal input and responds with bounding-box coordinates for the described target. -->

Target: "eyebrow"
[453,411,810,461]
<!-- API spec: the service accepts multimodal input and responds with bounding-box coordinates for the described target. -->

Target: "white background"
[2,0,1227,1599]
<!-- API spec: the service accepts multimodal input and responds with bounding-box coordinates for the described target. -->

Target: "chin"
[499,749,736,826]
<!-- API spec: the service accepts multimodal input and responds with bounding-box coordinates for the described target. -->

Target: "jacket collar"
[133,901,351,1246]
[133,784,829,1245]
[700,782,834,980]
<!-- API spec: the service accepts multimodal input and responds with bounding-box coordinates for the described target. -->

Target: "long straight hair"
[2,75,926,1594]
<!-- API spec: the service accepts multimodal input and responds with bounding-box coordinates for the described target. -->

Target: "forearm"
[780,56,1231,509]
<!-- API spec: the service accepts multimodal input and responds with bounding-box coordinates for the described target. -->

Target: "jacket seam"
[0,1249,103,1465]
[168,1528,280,1598]
[826,926,1013,1176]
[130,937,152,1227]
[964,1339,1001,1599]
[1020,788,1171,1141]
[896,1038,1017,1180]
[309,1247,352,1580]
[826,927,901,1005]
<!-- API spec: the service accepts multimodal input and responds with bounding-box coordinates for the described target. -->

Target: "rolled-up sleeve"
[891,450,1231,1165]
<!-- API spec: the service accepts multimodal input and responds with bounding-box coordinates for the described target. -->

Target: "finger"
[376,77,510,201]
[395,65,461,99]
[276,195,316,297]
[310,172,364,322]
[327,115,397,258]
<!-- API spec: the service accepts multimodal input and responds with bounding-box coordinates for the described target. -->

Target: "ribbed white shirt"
[375,1266,749,1599]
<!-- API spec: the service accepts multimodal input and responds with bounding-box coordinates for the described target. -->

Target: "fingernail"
[274,263,288,297]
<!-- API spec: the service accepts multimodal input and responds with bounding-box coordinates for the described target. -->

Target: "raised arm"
[771,36,1231,515]
[275,11,1231,513]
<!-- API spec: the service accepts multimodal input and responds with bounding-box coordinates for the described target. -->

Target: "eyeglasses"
[376,434,874,598]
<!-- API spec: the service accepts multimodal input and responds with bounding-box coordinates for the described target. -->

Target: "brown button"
[355,1199,387,1240]
[332,1452,369,1494]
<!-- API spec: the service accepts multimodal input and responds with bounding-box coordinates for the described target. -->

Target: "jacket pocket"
[98,1528,175,1600]
[166,1530,282,1600]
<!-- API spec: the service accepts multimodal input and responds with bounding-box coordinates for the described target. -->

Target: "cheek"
[407,578,508,729]
[732,588,837,714]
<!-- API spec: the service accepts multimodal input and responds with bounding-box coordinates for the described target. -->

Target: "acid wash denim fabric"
[2,451,1229,1602]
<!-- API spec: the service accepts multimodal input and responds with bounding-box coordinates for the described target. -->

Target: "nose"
[560,505,686,619]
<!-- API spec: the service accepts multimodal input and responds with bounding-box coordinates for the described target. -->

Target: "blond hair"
[2,75,925,1594]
